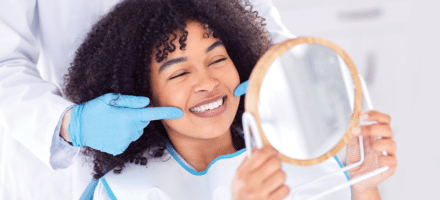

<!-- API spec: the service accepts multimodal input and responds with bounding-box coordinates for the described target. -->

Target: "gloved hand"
[68,93,183,155]
[234,80,248,97]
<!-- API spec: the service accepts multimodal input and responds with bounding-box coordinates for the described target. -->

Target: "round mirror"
[245,37,363,165]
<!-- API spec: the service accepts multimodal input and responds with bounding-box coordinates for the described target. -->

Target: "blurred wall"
[271,0,440,199]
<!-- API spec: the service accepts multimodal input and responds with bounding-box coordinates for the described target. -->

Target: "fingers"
[100,93,183,121]
[352,124,393,138]
[234,146,288,199]
[249,155,282,184]
[379,155,398,178]
[101,93,151,108]
[239,146,278,173]
[260,170,287,196]
[234,80,248,97]
[268,185,290,200]
[379,155,398,168]
[360,110,391,124]
[134,106,183,121]
[371,139,397,155]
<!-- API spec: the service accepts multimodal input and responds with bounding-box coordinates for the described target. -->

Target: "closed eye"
[209,58,227,66]
[169,72,189,80]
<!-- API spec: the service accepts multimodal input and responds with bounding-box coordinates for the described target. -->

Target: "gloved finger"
[98,93,120,103]
[98,93,150,108]
[134,107,183,121]
[139,121,151,128]
[234,80,248,97]
[112,94,150,108]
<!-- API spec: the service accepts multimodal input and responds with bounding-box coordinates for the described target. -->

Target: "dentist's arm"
[249,0,295,43]
[0,0,76,169]
[234,1,293,98]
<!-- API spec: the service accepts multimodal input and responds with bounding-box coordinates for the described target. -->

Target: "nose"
[193,70,219,93]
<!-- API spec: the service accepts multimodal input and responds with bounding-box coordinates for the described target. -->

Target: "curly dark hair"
[64,0,271,179]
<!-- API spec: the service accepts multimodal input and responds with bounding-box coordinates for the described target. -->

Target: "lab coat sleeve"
[0,0,78,169]
[248,0,296,43]
[50,105,80,169]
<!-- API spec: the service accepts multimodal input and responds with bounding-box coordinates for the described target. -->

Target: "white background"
[271,0,440,199]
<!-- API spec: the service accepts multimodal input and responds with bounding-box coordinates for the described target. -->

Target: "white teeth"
[190,98,224,113]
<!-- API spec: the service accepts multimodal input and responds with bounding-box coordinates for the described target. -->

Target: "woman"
[64,0,397,199]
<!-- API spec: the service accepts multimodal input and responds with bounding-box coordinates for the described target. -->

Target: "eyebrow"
[158,40,224,73]
[159,56,187,73]
[206,41,224,53]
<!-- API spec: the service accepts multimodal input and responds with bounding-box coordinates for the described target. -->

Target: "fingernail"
[352,127,361,135]
[360,113,369,121]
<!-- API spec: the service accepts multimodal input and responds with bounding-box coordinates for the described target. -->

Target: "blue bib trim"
[100,177,118,200]
[166,143,246,176]
[79,178,98,200]
[334,156,353,200]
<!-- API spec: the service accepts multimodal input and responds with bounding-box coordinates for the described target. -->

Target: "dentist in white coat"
[0,0,294,199]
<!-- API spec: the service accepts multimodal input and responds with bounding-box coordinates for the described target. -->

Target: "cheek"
[158,89,192,137]
[223,65,241,91]
[154,86,189,132]
[155,86,188,109]
[221,64,241,110]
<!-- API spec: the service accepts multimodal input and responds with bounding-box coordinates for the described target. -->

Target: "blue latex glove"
[68,93,183,155]
[234,80,249,97]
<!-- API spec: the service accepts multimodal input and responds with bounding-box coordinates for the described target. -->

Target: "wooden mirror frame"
[245,37,363,165]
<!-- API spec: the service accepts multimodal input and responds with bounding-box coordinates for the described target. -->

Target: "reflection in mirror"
[258,44,355,160]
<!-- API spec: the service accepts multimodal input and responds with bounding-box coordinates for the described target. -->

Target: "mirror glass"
[255,42,357,162]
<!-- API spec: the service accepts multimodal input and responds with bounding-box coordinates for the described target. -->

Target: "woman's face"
[150,22,241,140]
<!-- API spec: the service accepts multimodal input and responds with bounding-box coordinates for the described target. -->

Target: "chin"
[200,125,232,139]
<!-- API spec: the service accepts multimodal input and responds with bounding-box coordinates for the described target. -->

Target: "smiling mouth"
[190,96,226,114]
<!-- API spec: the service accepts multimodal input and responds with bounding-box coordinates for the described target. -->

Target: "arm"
[248,0,295,43]
[60,109,72,142]
[352,188,381,200]
[347,110,397,200]
[0,0,77,169]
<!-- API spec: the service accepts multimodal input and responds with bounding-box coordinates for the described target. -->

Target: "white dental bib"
[94,144,351,200]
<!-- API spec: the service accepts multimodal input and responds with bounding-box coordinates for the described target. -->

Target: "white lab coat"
[0,0,294,199]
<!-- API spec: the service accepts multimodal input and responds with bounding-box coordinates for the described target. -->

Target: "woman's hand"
[346,110,397,198]
[231,146,290,200]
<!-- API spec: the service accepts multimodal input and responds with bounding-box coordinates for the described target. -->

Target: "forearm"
[352,187,381,200]
[60,108,72,142]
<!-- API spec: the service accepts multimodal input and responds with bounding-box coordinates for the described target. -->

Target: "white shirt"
[0,0,294,199]
[93,144,351,200]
